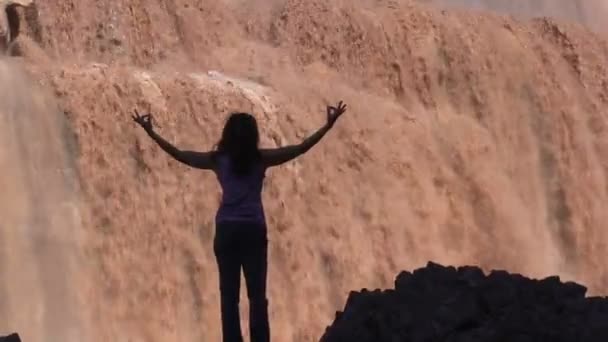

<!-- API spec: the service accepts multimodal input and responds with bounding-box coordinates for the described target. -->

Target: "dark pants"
[214,221,270,342]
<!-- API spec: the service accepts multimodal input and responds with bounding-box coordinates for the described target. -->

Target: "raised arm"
[261,124,331,167]
[132,110,215,170]
[261,101,347,168]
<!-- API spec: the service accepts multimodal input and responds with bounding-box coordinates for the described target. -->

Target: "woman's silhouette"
[132,101,347,342]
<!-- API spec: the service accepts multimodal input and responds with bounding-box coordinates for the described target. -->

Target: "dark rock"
[561,281,587,300]
[420,261,458,283]
[479,271,519,311]
[394,270,413,291]
[433,289,484,338]
[457,266,485,287]
[583,296,608,313]
[320,261,608,342]
[0,333,21,342]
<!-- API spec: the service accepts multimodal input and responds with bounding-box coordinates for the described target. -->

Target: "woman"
[132,100,347,342]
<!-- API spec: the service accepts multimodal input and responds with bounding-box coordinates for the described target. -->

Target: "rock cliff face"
[0,1,607,341]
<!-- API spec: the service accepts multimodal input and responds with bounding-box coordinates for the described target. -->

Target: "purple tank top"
[214,154,266,224]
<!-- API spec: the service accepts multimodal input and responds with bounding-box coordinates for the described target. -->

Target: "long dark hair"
[216,112,261,175]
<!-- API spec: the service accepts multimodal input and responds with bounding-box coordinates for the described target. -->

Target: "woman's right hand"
[327,100,347,127]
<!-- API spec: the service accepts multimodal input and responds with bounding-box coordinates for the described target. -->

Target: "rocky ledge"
[0,333,20,342]
[320,262,608,342]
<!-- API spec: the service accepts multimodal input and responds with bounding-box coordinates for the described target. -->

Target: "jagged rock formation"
[0,333,21,342]
[320,262,608,342]
[0,0,33,53]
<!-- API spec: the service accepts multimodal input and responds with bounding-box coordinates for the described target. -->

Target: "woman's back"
[214,153,266,224]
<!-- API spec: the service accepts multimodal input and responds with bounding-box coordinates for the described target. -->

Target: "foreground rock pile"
[0,333,20,342]
[320,262,608,342]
